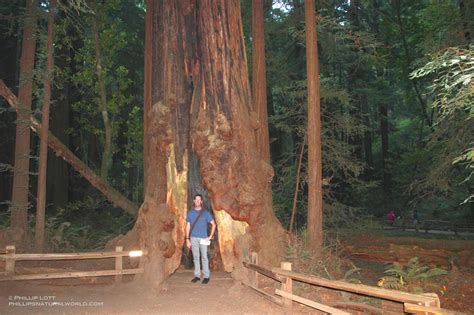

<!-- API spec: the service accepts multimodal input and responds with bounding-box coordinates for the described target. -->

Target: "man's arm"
[208,220,216,240]
[185,222,191,248]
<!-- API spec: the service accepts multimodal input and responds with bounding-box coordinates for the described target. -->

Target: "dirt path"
[0,270,285,314]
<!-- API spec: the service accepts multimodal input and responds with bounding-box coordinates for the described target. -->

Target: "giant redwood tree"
[119,0,285,286]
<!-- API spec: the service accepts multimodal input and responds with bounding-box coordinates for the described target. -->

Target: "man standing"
[186,194,216,284]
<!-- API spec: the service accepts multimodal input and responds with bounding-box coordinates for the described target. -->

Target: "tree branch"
[0,79,139,216]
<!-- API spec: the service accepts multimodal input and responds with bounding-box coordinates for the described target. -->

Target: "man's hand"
[186,238,191,249]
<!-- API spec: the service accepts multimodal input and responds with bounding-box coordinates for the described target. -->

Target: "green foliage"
[379,257,448,292]
[265,4,368,228]
[45,196,134,252]
[410,46,473,204]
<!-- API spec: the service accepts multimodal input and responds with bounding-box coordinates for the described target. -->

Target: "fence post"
[281,262,293,309]
[250,252,258,287]
[5,245,16,276]
[422,293,441,308]
[115,246,123,283]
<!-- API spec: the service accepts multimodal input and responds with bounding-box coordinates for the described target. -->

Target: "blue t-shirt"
[187,208,214,238]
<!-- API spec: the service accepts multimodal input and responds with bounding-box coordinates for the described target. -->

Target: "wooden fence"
[243,252,466,315]
[384,219,474,236]
[0,245,144,282]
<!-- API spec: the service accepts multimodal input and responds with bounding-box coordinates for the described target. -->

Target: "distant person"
[387,210,395,225]
[413,209,418,223]
[413,209,419,230]
[186,194,216,284]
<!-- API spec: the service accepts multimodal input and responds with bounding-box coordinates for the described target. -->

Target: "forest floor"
[1,229,473,314]
[0,270,289,314]
[338,228,474,312]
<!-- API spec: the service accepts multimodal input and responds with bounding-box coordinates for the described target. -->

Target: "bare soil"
[0,270,286,314]
[339,230,474,312]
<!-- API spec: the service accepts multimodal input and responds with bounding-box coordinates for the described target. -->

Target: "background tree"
[35,0,57,251]
[305,0,323,251]
[9,0,38,240]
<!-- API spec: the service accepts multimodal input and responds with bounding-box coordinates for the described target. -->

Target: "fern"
[379,257,448,291]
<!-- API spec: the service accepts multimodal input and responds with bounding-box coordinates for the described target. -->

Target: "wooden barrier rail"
[0,245,144,282]
[384,219,474,235]
[243,252,466,314]
[272,267,439,306]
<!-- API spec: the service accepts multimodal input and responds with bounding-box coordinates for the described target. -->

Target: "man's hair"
[194,193,203,200]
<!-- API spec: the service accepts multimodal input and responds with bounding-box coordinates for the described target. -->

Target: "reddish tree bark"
[252,0,270,163]
[10,0,38,239]
[129,0,285,288]
[305,0,323,251]
[35,0,56,251]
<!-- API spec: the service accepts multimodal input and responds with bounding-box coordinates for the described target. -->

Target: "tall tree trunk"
[0,80,139,216]
[131,0,285,288]
[47,12,71,210]
[362,95,373,175]
[10,0,37,239]
[0,4,19,210]
[252,0,270,163]
[289,136,305,233]
[393,0,432,130]
[35,0,56,252]
[459,0,472,47]
[305,0,323,251]
[251,0,273,226]
[380,103,390,214]
[92,0,113,181]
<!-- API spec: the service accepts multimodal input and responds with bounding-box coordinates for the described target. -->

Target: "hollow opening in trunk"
[180,151,224,271]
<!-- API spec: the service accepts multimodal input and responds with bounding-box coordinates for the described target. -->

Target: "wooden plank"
[243,282,283,306]
[280,262,292,308]
[328,301,384,314]
[249,252,258,287]
[0,268,143,281]
[275,289,350,314]
[115,246,123,283]
[273,268,437,305]
[243,261,282,282]
[0,250,143,261]
[404,303,468,315]
[5,245,15,276]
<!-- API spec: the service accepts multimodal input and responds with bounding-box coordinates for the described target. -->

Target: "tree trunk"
[362,95,373,175]
[252,0,270,164]
[393,0,432,130]
[305,0,323,251]
[47,12,72,210]
[131,0,285,288]
[0,80,139,216]
[459,0,472,47]
[92,0,113,181]
[10,0,37,240]
[35,0,56,252]
[289,136,305,233]
[0,4,19,211]
[380,103,390,213]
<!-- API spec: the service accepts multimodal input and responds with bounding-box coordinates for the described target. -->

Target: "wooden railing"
[384,219,474,236]
[243,252,466,315]
[0,245,144,282]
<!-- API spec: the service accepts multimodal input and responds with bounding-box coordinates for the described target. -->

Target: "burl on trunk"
[118,0,285,287]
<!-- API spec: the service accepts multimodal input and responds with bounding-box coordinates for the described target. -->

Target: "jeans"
[190,237,210,278]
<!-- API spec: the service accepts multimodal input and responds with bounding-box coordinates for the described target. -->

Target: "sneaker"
[202,278,209,284]
[191,277,200,283]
